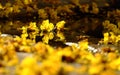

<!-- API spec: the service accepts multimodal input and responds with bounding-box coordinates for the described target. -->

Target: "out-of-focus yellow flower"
[42,34,49,44]
[78,39,88,50]
[39,20,66,43]
[38,9,48,19]
[40,19,54,32]
[28,22,39,42]
[41,59,61,75]
[33,42,47,53]
[103,20,110,27]
[109,32,116,43]
[56,31,65,41]
[24,0,32,5]
[100,69,116,75]
[29,22,38,30]
[21,26,28,36]
[19,68,36,75]
[13,5,21,13]
[42,32,54,44]
[48,32,54,40]
[107,53,117,62]
[92,2,99,14]
[90,54,102,65]
[21,57,37,68]
[116,35,120,43]
[103,32,109,44]
[62,47,72,57]
[63,64,75,72]
[21,33,28,40]
[19,45,31,52]
[7,58,18,66]
[21,26,28,45]
[56,21,66,30]
[88,64,104,75]
[118,22,120,29]
[109,57,120,70]
[0,3,3,9]
[0,67,7,74]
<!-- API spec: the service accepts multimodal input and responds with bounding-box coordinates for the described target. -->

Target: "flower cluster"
[100,32,120,45]
[103,20,120,35]
[15,40,120,75]
[20,20,66,44]
[0,34,120,75]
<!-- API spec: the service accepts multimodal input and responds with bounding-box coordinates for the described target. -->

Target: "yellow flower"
[21,26,28,41]
[63,64,75,72]
[29,22,38,30]
[21,26,27,34]
[21,33,28,40]
[42,32,54,44]
[109,32,116,43]
[19,68,36,75]
[19,45,31,52]
[28,22,39,42]
[56,31,65,41]
[0,3,3,9]
[21,57,37,68]
[116,35,120,43]
[42,34,49,44]
[78,39,88,50]
[24,0,32,5]
[38,9,48,19]
[62,47,72,57]
[56,20,66,30]
[7,58,18,66]
[118,22,120,29]
[88,64,104,75]
[40,20,54,32]
[41,59,61,75]
[103,32,109,44]
[48,32,54,40]
[109,58,120,70]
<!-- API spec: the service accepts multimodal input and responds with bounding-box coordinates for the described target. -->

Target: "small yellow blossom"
[21,26,28,45]
[21,57,37,68]
[24,0,32,5]
[118,22,120,29]
[42,34,49,44]
[109,58,120,70]
[62,47,72,57]
[7,58,18,66]
[88,64,104,75]
[28,22,39,42]
[109,32,116,43]
[13,5,21,13]
[19,68,36,75]
[92,2,99,14]
[56,20,66,30]
[41,59,61,75]
[78,39,88,50]
[19,45,31,52]
[115,35,120,43]
[48,32,54,40]
[29,22,38,30]
[38,9,48,19]
[103,32,109,44]
[0,3,3,9]
[42,32,54,44]
[40,20,54,32]
[63,64,75,72]
[21,26,28,35]
[56,31,65,41]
